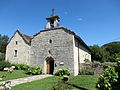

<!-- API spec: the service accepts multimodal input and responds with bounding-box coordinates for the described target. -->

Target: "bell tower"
[45,9,60,29]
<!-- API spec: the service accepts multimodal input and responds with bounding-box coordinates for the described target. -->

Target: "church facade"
[6,12,91,76]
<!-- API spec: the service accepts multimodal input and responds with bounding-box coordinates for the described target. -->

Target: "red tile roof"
[21,34,32,44]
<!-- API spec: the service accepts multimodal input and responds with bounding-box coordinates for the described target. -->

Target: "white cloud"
[64,12,68,15]
[78,18,83,21]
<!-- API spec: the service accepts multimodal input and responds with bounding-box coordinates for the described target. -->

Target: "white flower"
[0,78,2,80]
[9,69,13,72]
[8,68,13,72]
[11,66,15,69]
[3,68,9,71]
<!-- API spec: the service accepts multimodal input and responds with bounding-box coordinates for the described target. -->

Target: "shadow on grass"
[65,82,88,90]
[52,78,88,90]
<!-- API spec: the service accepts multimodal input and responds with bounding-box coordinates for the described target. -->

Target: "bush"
[20,64,30,70]
[97,66,118,90]
[116,58,120,85]
[25,66,42,75]
[11,64,30,70]
[79,69,95,75]
[12,64,21,70]
[11,64,42,75]
[0,61,11,71]
[55,68,70,76]
[96,58,120,90]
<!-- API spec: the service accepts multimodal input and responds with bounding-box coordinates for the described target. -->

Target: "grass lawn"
[12,75,98,90]
[0,70,32,81]
[69,75,98,90]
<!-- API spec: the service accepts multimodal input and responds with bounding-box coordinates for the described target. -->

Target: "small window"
[49,39,52,43]
[16,41,18,45]
[48,50,51,54]
[14,50,17,57]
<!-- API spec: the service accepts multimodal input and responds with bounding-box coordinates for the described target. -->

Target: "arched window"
[14,50,17,57]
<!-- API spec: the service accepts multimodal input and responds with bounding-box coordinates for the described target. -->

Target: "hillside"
[102,41,120,55]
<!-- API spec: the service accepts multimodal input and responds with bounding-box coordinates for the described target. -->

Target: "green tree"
[0,34,9,54]
[89,45,109,62]
[0,53,5,61]
[107,53,120,62]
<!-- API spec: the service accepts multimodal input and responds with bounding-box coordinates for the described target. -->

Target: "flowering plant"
[55,68,70,76]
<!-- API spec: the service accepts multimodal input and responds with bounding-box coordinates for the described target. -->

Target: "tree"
[0,34,9,54]
[89,45,109,62]
[107,53,120,62]
[0,53,5,61]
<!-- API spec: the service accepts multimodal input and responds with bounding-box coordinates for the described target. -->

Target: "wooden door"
[46,58,54,74]
[47,59,50,74]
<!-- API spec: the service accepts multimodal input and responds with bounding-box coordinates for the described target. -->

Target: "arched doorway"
[46,57,54,74]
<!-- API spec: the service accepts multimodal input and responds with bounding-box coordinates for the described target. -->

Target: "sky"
[0,0,120,46]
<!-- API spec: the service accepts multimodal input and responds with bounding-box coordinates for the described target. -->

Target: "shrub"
[19,64,30,70]
[96,58,120,90]
[116,58,120,85]
[0,61,11,71]
[11,64,42,75]
[79,69,95,75]
[25,66,42,75]
[55,68,70,76]
[12,64,22,70]
[11,64,30,70]
[97,66,118,90]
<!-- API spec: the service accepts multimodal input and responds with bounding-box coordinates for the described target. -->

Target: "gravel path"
[0,75,52,89]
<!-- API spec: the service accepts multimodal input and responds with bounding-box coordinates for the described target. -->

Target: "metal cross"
[52,8,54,16]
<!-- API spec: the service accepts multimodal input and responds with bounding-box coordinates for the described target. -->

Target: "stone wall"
[6,32,30,65]
[80,63,104,75]
[30,28,74,75]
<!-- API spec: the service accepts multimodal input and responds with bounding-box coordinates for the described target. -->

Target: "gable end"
[8,30,32,46]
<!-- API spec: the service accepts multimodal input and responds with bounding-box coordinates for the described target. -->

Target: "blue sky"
[0,0,120,46]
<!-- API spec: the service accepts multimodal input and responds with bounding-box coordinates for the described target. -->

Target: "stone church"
[6,11,91,76]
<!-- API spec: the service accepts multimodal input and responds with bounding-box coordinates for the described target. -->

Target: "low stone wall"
[80,63,104,75]
[80,62,117,75]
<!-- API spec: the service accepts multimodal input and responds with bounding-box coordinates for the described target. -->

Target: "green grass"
[69,75,98,90]
[0,70,32,81]
[12,75,98,90]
